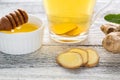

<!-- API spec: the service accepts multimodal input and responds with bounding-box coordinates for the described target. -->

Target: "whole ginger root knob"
[101,24,120,34]
[102,32,120,53]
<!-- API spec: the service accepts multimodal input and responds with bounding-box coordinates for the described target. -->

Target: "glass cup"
[43,0,111,43]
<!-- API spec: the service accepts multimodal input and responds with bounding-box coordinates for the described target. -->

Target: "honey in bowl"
[0,23,39,34]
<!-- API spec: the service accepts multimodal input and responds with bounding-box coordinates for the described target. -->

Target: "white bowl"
[0,15,44,55]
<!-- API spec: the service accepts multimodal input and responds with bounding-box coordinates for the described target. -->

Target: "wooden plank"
[0,46,119,68]
[0,67,120,80]
[0,0,119,3]
[0,0,41,2]
[0,1,117,14]
[0,3,44,14]
[0,2,112,13]
[0,46,119,79]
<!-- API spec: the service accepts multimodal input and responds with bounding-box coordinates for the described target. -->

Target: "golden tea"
[44,0,96,43]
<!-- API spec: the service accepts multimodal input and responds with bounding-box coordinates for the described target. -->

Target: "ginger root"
[101,24,120,34]
[102,32,120,53]
[101,24,120,53]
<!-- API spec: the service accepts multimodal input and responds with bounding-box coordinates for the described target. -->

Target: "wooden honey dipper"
[0,9,28,30]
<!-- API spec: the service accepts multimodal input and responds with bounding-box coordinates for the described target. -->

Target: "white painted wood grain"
[0,46,119,68]
[0,46,119,80]
[0,67,120,80]
[0,0,119,2]
[0,0,41,2]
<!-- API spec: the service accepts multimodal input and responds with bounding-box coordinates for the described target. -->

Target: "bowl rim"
[0,14,44,35]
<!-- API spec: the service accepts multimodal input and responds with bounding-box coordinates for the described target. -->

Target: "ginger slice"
[66,24,88,36]
[56,52,83,69]
[85,49,99,67]
[69,48,88,65]
[51,23,77,35]
[66,26,81,36]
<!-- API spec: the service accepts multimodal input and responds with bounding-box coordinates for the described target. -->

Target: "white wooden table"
[0,0,120,80]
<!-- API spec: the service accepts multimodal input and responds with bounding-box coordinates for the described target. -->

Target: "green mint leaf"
[104,14,120,24]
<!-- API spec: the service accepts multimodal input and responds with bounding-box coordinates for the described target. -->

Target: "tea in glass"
[44,0,96,43]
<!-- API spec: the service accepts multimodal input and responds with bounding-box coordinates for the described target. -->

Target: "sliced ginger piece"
[51,23,77,35]
[85,49,99,67]
[56,52,83,69]
[69,48,88,65]
[66,24,88,36]
[66,26,81,36]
